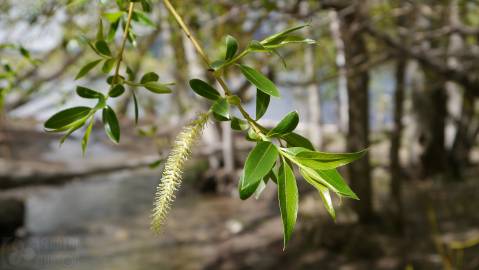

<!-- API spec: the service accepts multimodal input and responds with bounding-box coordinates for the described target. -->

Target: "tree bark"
[390,58,406,232]
[416,71,448,178]
[339,2,374,222]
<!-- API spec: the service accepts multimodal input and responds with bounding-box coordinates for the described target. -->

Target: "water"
[1,169,278,270]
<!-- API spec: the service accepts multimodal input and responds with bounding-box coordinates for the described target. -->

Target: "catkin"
[151,113,209,232]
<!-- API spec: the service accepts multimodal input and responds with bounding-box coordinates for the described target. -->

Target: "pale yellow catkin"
[151,113,209,232]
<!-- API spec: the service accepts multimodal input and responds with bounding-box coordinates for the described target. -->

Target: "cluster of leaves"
[188,25,365,248]
[44,0,171,154]
[43,0,366,250]
[0,44,39,109]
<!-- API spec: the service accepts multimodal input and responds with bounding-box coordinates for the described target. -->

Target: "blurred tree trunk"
[329,10,348,134]
[390,58,406,232]
[339,2,373,223]
[446,0,474,178]
[449,89,475,178]
[304,28,322,148]
[417,71,448,178]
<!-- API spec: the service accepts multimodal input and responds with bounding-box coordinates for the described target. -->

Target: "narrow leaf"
[256,89,270,120]
[238,172,261,200]
[231,117,248,131]
[248,40,270,52]
[95,40,112,57]
[96,19,104,41]
[102,58,116,73]
[225,35,238,60]
[300,169,335,220]
[282,132,315,150]
[109,84,125,97]
[75,59,102,80]
[44,107,91,130]
[286,148,366,170]
[81,117,95,156]
[143,82,172,94]
[278,158,298,249]
[76,86,103,99]
[302,167,358,200]
[102,106,120,143]
[238,64,280,97]
[104,11,124,23]
[261,24,309,46]
[211,98,229,121]
[242,141,278,191]
[132,91,139,124]
[189,79,221,101]
[140,71,159,84]
[268,111,299,137]
[132,11,156,27]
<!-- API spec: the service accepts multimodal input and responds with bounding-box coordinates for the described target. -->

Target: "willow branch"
[162,0,265,135]
[113,2,135,82]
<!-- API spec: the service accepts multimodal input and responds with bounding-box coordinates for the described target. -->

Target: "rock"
[0,198,25,239]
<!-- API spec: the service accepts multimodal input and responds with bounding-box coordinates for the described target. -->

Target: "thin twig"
[162,0,265,135]
[113,2,135,83]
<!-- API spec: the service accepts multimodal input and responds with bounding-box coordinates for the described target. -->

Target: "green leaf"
[81,117,95,156]
[109,84,125,97]
[76,86,103,99]
[237,64,280,97]
[132,10,156,27]
[140,71,159,84]
[140,0,152,12]
[189,79,221,101]
[238,172,261,200]
[268,111,299,137]
[95,40,112,57]
[254,178,267,200]
[132,91,139,124]
[102,58,116,73]
[102,106,120,143]
[302,167,358,200]
[278,158,298,249]
[107,75,125,85]
[104,11,124,23]
[282,132,315,150]
[263,35,316,49]
[225,35,238,60]
[256,89,270,120]
[248,40,270,52]
[261,24,309,46]
[231,117,248,131]
[19,46,30,59]
[75,59,102,80]
[44,106,91,130]
[143,82,172,94]
[285,148,366,170]
[300,169,335,220]
[211,98,229,121]
[242,141,278,191]
[126,65,136,81]
[96,19,104,41]
[59,120,85,145]
[246,128,261,141]
[107,19,120,42]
